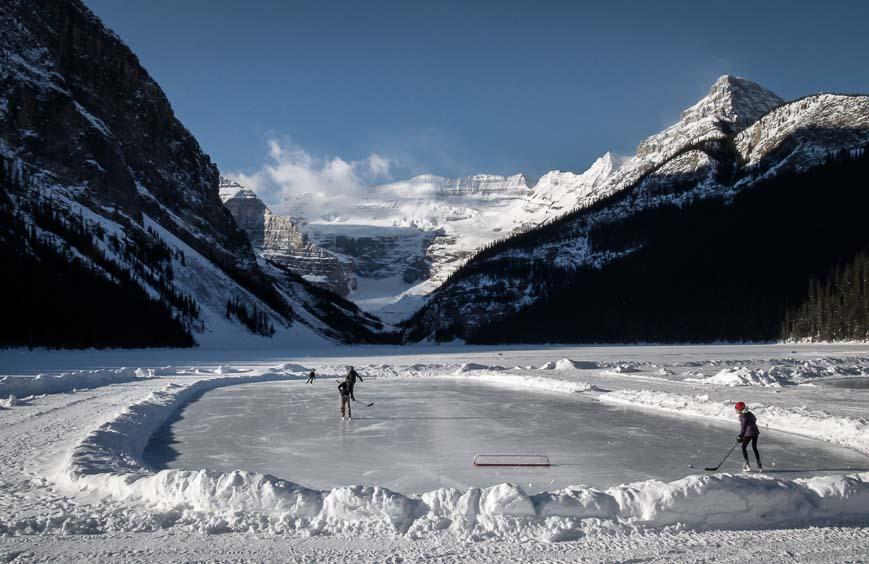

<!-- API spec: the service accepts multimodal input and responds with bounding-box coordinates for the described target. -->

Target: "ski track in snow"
[0,345,868,561]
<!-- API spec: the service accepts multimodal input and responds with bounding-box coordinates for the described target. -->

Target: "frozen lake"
[144,379,869,492]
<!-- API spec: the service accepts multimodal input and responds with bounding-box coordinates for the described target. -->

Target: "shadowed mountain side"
[401,129,869,343]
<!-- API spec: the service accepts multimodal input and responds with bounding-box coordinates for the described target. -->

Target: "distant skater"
[345,366,363,401]
[306,369,316,384]
[735,401,762,472]
[338,379,352,421]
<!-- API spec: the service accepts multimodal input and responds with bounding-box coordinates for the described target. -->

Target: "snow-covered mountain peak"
[528,152,628,208]
[684,75,784,129]
[218,176,248,201]
[584,151,631,183]
[637,75,784,162]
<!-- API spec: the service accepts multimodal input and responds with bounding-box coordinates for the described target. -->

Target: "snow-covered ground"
[1,343,868,562]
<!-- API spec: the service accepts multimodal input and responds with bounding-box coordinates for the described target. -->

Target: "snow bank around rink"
[322,362,599,394]
[600,389,869,455]
[47,361,869,540]
[684,356,869,387]
[438,362,598,394]
[0,367,156,401]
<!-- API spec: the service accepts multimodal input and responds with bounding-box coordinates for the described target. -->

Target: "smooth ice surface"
[145,379,869,492]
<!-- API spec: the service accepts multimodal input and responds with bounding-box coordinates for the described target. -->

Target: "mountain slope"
[401,82,869,343]
[0,0,390,348]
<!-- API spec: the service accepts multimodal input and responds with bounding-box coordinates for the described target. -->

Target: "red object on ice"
[734,401,746,412]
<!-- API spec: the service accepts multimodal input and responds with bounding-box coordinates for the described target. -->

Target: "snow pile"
[604,364,642,374]
[607,472,869,530]
[600,389,869,455]
[538,359,601,371]
[455,362,506,373]
[685,358,869,387]
[0,394,22,408]
[449,368,597,395]
[0,368,152,401]
[686,366,792,387]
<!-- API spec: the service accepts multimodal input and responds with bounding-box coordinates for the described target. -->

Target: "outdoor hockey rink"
[144,378,869,492]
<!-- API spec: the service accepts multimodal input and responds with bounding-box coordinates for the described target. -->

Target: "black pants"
[348,381,356,400]
[741,435,761,467]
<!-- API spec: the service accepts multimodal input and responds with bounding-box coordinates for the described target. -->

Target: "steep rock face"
[220,178,353,296]
[402,81,869,343]
[380,173,533,199]
[0,0,256,273]
[0,0,390,347]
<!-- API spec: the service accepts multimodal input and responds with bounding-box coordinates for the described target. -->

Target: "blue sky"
[85,0,869,185]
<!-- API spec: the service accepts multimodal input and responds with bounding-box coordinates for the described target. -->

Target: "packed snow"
[1,344,868,561]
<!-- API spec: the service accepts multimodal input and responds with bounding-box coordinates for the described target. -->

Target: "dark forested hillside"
[419,148,869,344]
[783,246,869,342]
[0,162,196,348]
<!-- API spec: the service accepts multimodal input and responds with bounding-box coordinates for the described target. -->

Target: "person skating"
[345,366,363,401]
[338,379,352,421]
[735,401,762,472]
[306,369,316,384]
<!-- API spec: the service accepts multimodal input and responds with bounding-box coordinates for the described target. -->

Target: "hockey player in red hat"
[735,401,762,472]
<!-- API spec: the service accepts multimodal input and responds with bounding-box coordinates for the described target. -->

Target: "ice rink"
[144,379,869,492]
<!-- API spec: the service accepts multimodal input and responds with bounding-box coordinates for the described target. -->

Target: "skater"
[306,369,316,384]
[345,366,363,401]
[338,379,352,420]
[735,401,762,472]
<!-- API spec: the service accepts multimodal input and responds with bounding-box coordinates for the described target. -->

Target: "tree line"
[0,157,197,348]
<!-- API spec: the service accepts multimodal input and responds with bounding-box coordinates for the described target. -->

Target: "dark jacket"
[338,381,350,397]
[346,369,362,384]
[739,411,759,438]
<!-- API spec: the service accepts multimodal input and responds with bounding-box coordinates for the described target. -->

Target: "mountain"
[270,78,784,325]
[0,0,391,348]
[278,155,628,322]
[401,77,869,343]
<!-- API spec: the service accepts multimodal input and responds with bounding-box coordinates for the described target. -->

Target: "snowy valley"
[221,152,629,322]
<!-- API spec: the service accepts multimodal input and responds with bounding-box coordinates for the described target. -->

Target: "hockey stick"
[704,443,738,471]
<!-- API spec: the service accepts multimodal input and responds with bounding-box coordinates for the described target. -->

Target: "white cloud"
[226,138,394,217]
